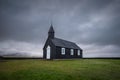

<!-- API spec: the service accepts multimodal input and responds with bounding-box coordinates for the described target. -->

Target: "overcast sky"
[0,0,120,57]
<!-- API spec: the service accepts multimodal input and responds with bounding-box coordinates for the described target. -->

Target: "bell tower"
[48,24,55,39]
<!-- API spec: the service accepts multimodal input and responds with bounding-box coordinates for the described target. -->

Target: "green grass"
[0,59,120,80]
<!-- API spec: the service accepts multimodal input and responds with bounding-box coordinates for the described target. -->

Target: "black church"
[43,25,83,59]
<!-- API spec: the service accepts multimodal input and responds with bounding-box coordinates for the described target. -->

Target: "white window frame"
[71,49,74,55]
[78,50,80,56]
[61,48,65,55]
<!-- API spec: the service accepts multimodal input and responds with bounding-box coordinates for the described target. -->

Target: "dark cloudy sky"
[0,0,120,57]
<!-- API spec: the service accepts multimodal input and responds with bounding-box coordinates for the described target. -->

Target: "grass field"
[0,59,120,80]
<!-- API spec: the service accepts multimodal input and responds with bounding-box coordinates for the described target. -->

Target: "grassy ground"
[0,59,120,80]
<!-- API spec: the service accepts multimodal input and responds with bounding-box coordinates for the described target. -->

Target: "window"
[61,48,65,55]
[78,50,80,56]
[71,49,74,55]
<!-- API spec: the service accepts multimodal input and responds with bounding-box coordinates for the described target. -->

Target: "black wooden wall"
[55,46,82,59]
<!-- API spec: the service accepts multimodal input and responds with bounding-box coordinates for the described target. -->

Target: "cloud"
[0,0,120,57]
[0,40,43,57]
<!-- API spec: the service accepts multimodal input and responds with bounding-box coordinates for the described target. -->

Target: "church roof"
[51,37,82,50]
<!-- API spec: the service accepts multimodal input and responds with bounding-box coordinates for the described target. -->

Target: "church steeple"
[48,24,55,39]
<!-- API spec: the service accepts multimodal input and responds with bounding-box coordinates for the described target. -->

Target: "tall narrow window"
[61,48,65,55]
[78,50,80,56]
[71,49,74,55]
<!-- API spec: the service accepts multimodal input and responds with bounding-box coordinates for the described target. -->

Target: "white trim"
[46,45,50,59]
[61,48,65,55]
[71,49,74,55]
[78,50,80,56]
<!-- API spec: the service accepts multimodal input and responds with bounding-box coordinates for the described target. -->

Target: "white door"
[46,45,50,59]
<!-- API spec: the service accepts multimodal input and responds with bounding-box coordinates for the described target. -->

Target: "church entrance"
[46,45,50,59]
